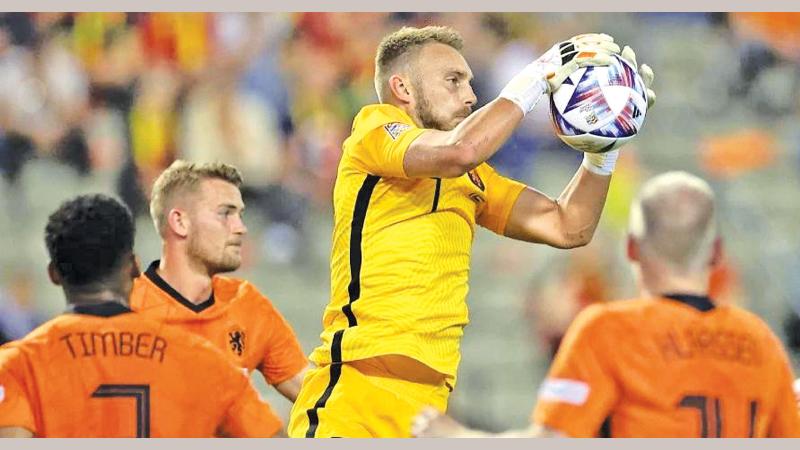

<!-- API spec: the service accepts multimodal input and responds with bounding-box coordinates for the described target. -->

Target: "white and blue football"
[549,54,649,153]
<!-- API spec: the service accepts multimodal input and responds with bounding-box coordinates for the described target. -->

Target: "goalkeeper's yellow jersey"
[308,104,526,385]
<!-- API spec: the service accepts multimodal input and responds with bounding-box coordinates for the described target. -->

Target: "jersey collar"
[66,301,132,317]
[144,260,216,314]
[662,293,715,312]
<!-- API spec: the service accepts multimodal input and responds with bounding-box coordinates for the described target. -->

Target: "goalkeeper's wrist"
[498,66,548,115]
[581,149,620,176]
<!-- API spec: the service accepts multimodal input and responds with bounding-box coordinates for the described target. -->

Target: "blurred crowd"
[2,12,800,426]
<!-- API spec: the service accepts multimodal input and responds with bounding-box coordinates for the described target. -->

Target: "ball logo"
[550,53,647,153]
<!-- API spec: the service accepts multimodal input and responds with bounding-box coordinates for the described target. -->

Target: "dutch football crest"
[229,330,246,356]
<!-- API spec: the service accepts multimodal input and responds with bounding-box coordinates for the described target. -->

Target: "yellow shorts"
[287,356,451,438]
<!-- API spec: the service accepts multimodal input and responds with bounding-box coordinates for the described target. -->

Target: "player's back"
[590,296,798,437]
[0,303,278,437]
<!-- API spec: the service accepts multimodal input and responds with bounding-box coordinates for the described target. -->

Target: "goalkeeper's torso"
[308,104,500,383]
[310,104,526,385]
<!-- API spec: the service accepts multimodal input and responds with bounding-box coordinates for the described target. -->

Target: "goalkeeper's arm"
[403,34,620,179]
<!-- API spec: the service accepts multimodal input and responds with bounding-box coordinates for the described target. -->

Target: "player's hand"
[620,45,656,108]
[536,33,620,93]
[412,407,468,438]
[499,33,619,114]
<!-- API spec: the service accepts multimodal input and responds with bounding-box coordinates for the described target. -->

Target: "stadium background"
[0,12,799,432]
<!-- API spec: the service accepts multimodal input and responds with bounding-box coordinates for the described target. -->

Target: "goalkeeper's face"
[186,178,248,275]
[409,43,476,131]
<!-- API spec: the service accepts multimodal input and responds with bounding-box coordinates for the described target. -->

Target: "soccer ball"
[549,54,649,153]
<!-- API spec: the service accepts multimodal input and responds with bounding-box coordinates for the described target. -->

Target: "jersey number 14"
[678,395,758,438]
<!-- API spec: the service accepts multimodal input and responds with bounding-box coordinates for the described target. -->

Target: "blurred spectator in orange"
[699,129,777,179]
[729,13,800,63]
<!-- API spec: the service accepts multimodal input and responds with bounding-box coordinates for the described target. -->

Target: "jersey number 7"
[91,384,151,438]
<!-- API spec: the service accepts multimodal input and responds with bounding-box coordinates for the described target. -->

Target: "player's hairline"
[629,171,717,270]
[149,160,243,237]
[373,25,465,103]
[629,171,714,233]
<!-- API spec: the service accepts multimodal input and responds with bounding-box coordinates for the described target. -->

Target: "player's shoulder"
[129,272,169,311]
[567,301,622,334]
[0,316,77,358]
[579,299,644,318]
[354,103,415,126]
[717,304,780,340]
[18,315,75,342]
[212,275,275,310]
[572,298,658,331]
[349,103,417,140]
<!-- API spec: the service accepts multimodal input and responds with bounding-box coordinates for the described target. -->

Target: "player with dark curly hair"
[0,194,283,438]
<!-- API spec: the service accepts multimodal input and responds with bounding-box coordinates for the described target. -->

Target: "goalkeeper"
[288,26,655,438]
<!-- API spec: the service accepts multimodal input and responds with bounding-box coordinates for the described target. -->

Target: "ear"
[388,74,413,105]
[166,208,190,239]
[130,253,142,279]
[709,237,723,267]
[47,261,62,286]
[626,235,639,263]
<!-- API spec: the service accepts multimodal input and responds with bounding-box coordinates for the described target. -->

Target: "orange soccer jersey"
[129,261,307,383]
[533,294,800,438]
[0,302,282,437]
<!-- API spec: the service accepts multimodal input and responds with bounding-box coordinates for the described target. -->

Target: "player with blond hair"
[129,160,309,412]
[413,172,800,438]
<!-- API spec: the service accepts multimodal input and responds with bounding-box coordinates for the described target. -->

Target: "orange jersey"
[129,261,307,384]
[0,302,281,437]
[533,295,800,438]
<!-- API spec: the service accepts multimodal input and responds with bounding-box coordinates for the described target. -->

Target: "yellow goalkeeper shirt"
[308,104,526,385]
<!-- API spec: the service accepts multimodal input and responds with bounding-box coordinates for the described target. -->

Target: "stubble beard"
[188,233,241,276]
[413,81,453,131]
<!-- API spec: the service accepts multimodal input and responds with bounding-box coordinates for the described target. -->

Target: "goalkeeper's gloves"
[620,45,656,108]
[581,44,656,176]
[499,33,620,115]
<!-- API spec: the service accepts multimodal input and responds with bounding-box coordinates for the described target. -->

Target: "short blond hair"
[374,25,464,102]
[628,171,717,273]
[149,160,243,237]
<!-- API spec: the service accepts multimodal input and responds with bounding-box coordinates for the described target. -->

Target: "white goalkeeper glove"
[620,45,656,108]
[582,44,656,176]
[499,33,620,115]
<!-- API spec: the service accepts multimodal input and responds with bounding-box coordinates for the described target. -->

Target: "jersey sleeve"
[532,304,619,437]
[255,296,309,386]
[219,366,283,437]
[0,346,37,434]
[766,337,800,437]
[347,106,426,178]
[474,163,527,235]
